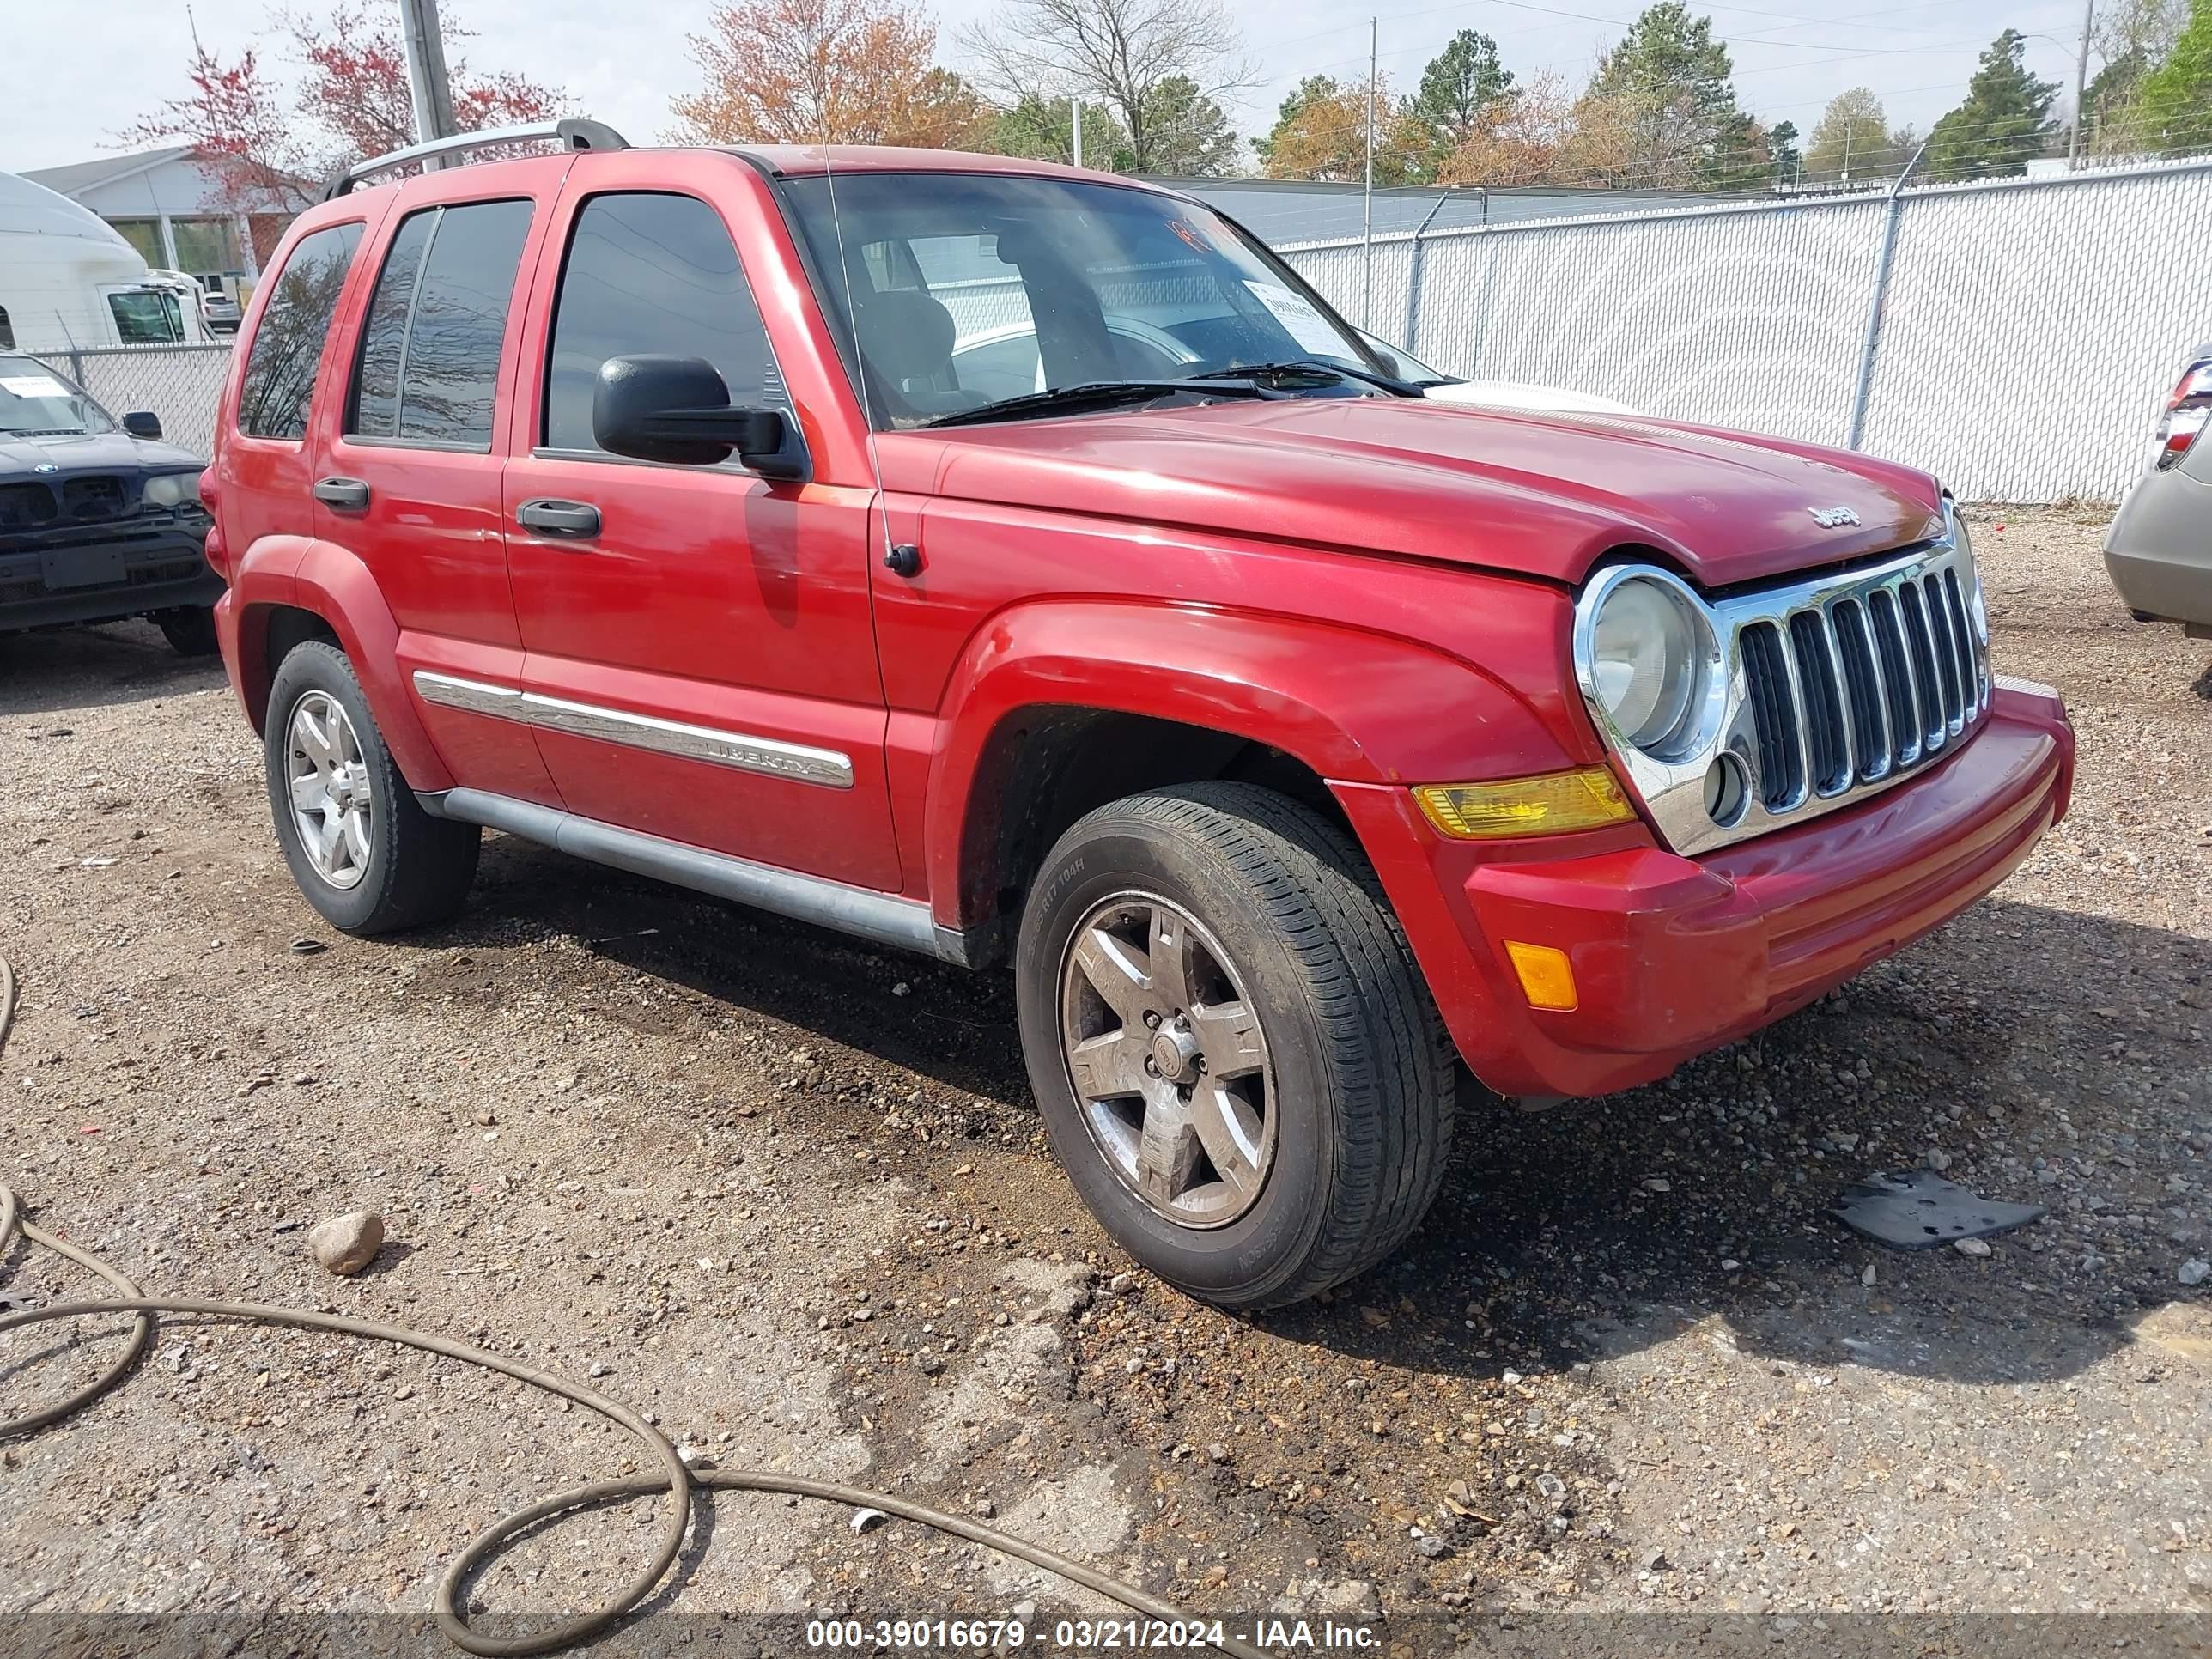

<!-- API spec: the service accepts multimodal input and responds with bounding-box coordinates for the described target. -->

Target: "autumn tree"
[963,0,1251,173]
[1804,87,1896,183]
[1435,72,1577,185]
[125,1,567,214]
[670,0,988,147]
[1253,74,1429,184]
[1925,29,2060,179]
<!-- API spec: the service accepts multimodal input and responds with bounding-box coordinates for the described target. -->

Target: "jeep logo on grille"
[1808,505,1861,528]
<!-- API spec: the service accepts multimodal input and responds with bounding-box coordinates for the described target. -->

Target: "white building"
[21,147,299,312]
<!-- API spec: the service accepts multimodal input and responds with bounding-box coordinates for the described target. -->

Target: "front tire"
[264,641,479,934]
[1015,782,1454,1309]
[154,605,219,657]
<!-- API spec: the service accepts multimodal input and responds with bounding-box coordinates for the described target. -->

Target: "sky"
[4,0,2097,182]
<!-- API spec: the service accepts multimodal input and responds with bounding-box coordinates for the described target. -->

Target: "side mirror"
[592,355,802,477]
[122,410,163,441]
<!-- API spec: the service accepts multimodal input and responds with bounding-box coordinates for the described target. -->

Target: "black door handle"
[312,476,369,511]
[516,498,601,538]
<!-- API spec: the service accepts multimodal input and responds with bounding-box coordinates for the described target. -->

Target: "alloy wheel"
[1057,892,1275,1228]
[285,690,374,890]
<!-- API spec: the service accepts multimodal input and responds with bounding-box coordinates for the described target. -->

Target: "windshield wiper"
[1229,359,1424,397]
[922,377,1282,429]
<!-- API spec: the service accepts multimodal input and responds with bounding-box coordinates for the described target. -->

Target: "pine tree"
[1924,30,2060,179]
[1140,76,1240,175]
[1585,2,1759,186]
[989,93,1126,167]
[1407,30,1516,172]
[1768,118,1801,187]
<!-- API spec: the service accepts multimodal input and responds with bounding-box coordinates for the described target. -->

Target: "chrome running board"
[422,787,979,964]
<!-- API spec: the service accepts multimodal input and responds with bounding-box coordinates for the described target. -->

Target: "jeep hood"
[896,398,1944,589]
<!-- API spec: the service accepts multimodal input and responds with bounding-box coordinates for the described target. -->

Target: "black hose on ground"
[0,952,1270,1659]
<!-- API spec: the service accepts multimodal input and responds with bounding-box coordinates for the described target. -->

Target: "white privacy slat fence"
[1280,156,2212,503]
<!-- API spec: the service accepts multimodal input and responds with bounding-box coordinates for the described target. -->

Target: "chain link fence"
[31,343,234,462]
[1280,156,2212,504]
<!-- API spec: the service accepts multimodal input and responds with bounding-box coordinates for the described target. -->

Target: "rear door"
[220,216,374,574]
[311,160,563,807]
[501,156,898,890]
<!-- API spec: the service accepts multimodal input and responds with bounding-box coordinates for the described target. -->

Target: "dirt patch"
[3,512,2208,1652]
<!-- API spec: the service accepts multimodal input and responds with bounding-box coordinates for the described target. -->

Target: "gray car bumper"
[2105,461,2212,631]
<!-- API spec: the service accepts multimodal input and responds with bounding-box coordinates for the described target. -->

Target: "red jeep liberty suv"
[204,121,2075,1308]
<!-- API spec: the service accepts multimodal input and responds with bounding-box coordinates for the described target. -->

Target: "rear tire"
[264,641,479,934]
[1015,781,1454,1309]
[155,605,219,657]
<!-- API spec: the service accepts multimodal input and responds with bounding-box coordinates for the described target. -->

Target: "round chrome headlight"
[143,471,201,508]
[1589,575,1706,755]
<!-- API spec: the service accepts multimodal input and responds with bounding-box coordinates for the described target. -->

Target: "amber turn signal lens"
[1504,941,1578,1012]
[1413,768,1633,840]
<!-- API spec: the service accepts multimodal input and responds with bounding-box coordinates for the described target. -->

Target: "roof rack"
[321,118,629,201]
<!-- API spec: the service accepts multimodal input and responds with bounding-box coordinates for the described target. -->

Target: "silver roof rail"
[321,118,629,201]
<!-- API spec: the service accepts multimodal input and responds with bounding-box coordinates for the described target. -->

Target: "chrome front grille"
[1573,514,1993,858]
[1741,561,1990,814]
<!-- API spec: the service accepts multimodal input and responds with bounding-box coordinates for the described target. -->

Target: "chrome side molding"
[422,787,977,963]
[412,670,854,789]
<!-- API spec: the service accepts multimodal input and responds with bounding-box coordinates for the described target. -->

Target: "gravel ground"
[3,506,2209,1656]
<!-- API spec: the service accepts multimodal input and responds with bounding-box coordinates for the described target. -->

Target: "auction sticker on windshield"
[2,374,73,398]
[1242,281,1344,356]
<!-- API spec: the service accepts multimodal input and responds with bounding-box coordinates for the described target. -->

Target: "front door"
[501,169,898,891]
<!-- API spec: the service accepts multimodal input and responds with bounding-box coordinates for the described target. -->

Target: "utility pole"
[2069,0,2096,167]
[1841,118,1854,184]
[1072,94,1083,169]
[398,0,458,166]
[1362,15,1376,328]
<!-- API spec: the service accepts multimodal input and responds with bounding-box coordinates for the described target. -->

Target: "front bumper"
[1340,682,2075,1098]
[0,520,221,634]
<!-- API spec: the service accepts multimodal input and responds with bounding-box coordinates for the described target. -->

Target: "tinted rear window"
[358,200,535,448]
[349,210,437,439]
[238,222,364,440]
[345,199,532,449]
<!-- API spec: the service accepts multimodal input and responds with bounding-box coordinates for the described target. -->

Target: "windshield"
[1356,328,1458,388]
[782,172,1386,429]
[0,356,117,437]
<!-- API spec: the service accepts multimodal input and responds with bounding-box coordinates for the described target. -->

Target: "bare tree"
[961,0,1253,173]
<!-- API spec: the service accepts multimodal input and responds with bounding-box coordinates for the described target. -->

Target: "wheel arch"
[225,535,453,792]
[922,599,1574,946]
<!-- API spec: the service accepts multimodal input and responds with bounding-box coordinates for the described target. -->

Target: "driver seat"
[850,289,991,421]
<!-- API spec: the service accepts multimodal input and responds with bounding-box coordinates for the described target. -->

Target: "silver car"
[2106,342,2212,638]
